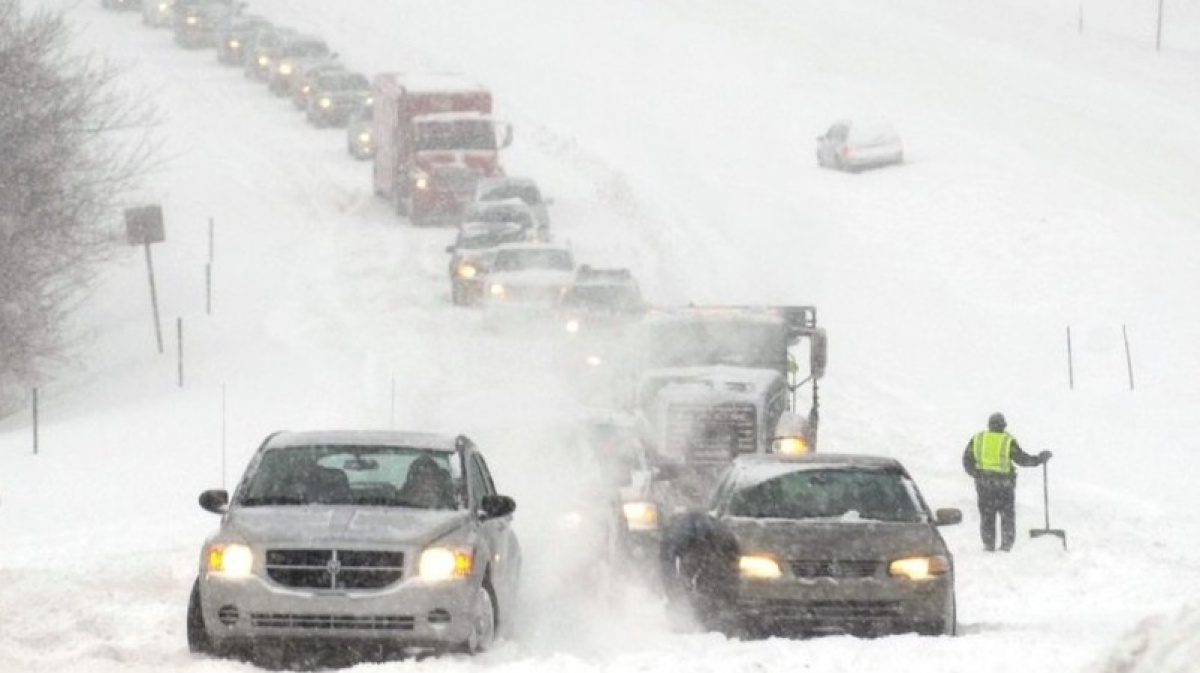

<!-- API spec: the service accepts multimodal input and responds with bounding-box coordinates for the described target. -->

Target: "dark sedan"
[661,453,960,637]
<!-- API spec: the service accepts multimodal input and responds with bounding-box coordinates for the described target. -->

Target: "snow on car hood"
[725,517,946,559]
[223,506,470,548]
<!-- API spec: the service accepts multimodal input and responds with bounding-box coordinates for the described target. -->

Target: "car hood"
[224,506,470,547]
[724,517,947,560]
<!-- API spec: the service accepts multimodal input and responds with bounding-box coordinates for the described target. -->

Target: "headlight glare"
[318,97,331,109]
[419,548,472,581]
[357,131,371,144]
[229,39,239,49]
[457,264,477,279]
[565,319,581,333]
[489,283,505,297]
[207,544,253,577]
[774,436,810,455]
[739,554,783,579]
[889,555,950,581]
[622,501,658,531]
[279,63,293,75]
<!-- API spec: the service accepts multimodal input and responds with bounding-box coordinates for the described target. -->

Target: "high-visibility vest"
[972,431,1013,474]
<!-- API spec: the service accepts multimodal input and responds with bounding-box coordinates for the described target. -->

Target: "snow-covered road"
[3,0,1200,671]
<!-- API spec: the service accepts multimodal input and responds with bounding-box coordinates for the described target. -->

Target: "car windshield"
[458,222,527,250]
[492,249,573,272]
[238,445,462,510]
[465,207,533,228]
[644,319,786,369]
[479,184,542,206]
[280,41,328,58]
[415,119,496,151]
[317,73,369,92]
[726,468,925,523]
[563,284,642,311]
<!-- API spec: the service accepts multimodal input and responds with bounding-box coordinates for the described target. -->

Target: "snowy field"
[3,0,1200,671]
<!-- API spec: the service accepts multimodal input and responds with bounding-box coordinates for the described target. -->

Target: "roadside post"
[124,205,166,354]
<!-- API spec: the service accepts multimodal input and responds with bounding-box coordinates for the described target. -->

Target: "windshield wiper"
[241,496,307,507]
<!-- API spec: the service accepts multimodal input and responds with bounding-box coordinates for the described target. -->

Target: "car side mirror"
[498,122,513,149]
[934,508,962,526]
[480,494,516,519]
[199,489,229,514]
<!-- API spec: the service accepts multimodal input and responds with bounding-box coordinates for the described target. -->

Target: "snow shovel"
[1029,459,1067,550]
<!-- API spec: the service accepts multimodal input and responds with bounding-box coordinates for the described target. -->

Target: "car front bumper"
[199,572,480,649]
[735,574,953,635]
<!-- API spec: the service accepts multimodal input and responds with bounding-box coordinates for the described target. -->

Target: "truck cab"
[372,73,512,226]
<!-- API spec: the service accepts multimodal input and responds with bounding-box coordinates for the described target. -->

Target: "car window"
[466,455,491,509]
[481,185,542,206]
[726,468,924,522]
[238,445,462,509]
[492,249,573,272]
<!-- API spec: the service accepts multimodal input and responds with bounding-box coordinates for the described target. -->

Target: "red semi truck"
[372,73,512,226]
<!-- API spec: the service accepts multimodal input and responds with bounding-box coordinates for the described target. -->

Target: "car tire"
[455,579,497,654]
[186,579,214,655]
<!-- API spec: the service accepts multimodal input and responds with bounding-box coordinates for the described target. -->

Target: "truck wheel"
[186,579,214,655]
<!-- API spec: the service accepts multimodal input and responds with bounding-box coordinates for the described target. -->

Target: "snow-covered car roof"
[642,306,790,326]
[265,430,466,452]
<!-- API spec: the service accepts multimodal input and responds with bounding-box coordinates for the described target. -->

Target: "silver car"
[661,453,960,637]
[186,431,521,659]
[816,120,904,172]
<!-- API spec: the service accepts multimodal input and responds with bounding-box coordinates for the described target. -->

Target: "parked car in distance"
[266,37,334,96]
[661,453,960,637]
[307,71,372,127]
[482,243,576,312]
[346,102,374,159]
[214,14,269,65]
[242,26,299,81]
[173,0,234,49]
[141,0,174,27]
[446,220,535,306]
[473,177,552,233]
[292,61,346,110]
[461,199,547,243]
[187,430,520,659]
[816,120,904,172]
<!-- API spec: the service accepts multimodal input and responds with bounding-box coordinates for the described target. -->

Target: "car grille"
[790,560,881,579]
[251,613,415,631]
[666,402,757,464]
[265,549,404,590]
[761,599,902,620]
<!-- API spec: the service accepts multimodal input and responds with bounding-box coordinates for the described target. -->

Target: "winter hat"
[988,412,1007,432]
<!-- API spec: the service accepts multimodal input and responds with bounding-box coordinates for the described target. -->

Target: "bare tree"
[0,2,159,412]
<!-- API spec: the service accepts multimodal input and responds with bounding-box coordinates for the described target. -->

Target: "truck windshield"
[645,320,786,370]
[415,120,496,151]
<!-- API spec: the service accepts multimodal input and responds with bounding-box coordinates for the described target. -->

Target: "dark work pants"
[976,478,1016,551]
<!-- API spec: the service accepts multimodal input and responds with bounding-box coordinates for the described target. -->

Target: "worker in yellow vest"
[962,413,1052,552]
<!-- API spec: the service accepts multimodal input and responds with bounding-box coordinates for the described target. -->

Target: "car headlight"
[489,283,505,297]
[357,131,371,144]
[257,55,269,66]
[301,84,310,94]
[585,355,603,367]
[456,263,477,279]
[185,15,198,25]
[413,173,430,190]
[739,554,783,579]
[228,39,239,49]
[279,63,293,76]
[365,96,374,106]
[622,501,658,531]
[318,97,331,109]
[773,436,810,455]
[888,555,950,581]
[157,2,168,11]
[207,544,253,577]
[565,319,581,333]
[419,547,472,581]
